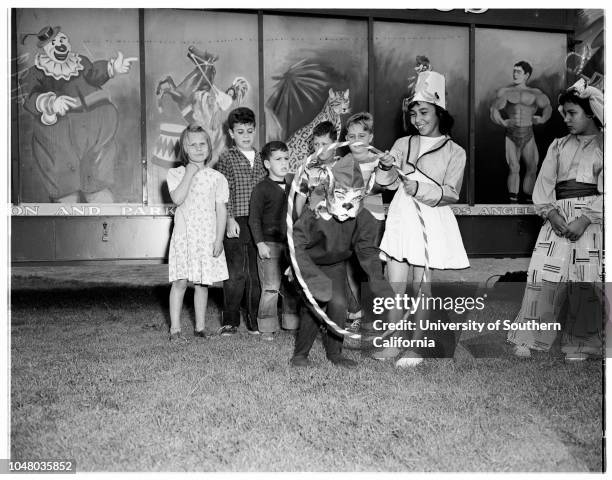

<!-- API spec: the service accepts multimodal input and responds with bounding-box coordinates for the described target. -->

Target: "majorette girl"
[376,71,469,368]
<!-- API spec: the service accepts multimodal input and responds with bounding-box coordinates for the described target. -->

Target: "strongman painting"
[489,60,553,203]
[475,28,566,204]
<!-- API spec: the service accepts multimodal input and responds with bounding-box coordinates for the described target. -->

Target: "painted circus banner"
[12,8,589,212]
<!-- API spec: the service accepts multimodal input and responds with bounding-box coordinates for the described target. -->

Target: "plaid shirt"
[216,146,267,218]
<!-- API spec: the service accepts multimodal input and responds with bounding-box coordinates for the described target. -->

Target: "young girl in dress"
[508,80,604,361]
[377,71,469,367]
[167,125,229,340]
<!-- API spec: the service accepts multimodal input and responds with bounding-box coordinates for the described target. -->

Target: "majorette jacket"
[375,135,466,208]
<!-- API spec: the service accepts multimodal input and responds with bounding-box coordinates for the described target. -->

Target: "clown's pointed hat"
[329,156,365,190]
[412,71,446,110]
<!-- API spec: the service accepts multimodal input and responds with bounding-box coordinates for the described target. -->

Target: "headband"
[559,78,604,126]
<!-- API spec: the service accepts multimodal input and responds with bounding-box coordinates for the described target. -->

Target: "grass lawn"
[10,283,603,472]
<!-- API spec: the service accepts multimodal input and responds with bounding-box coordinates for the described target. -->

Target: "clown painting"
[18,20,138,203]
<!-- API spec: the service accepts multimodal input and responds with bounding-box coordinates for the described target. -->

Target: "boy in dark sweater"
[249,141,299,340]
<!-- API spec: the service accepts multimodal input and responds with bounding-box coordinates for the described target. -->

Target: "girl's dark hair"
[405,101,455,136]
[177,124,213,166]
[558,90,603,129]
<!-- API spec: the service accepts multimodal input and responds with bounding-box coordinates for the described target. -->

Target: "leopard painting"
[287,88,350,173]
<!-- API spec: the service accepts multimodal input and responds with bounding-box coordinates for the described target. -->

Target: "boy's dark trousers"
[293,262,346,359]
[222,216,260,331]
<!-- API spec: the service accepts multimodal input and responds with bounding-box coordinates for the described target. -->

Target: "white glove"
[111,51,137,75]
[36,92,78,125]
[52,95,79,115]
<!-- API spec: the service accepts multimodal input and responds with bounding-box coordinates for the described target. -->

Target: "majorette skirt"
[379,169,469,270]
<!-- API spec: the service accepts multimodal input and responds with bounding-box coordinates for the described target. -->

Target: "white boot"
[395,351,424,368]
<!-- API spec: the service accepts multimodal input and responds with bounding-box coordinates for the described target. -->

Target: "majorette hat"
[411,71,446,110]
[21,26,61,48]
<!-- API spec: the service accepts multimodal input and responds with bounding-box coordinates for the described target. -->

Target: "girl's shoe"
[169,332,188,342]
[565,352,589,362]
[370,346,401,361]
[513,345,531,358]
[395,351,424,368]
[194,330,210,339]
[261,332,275,341]
[395,357,424,368]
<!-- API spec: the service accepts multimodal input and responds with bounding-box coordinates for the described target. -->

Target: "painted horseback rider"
[156,46,249,164]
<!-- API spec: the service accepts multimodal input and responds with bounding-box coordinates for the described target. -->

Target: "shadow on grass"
[11,285,224,331]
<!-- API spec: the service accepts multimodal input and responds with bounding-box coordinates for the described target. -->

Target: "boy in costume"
[290,156,397,368]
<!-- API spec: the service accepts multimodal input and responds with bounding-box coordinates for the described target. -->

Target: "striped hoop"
[285,142,430,341]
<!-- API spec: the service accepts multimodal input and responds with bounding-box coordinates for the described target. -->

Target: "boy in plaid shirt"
[216,107,267,335]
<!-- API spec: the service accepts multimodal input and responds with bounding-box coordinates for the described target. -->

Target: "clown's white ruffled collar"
[35,52,84,81]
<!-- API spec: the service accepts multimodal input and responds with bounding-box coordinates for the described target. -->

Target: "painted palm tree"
[265,59,330,141]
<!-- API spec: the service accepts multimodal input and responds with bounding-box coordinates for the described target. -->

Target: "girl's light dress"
[167,166,230,284]
[379,135,469,270]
